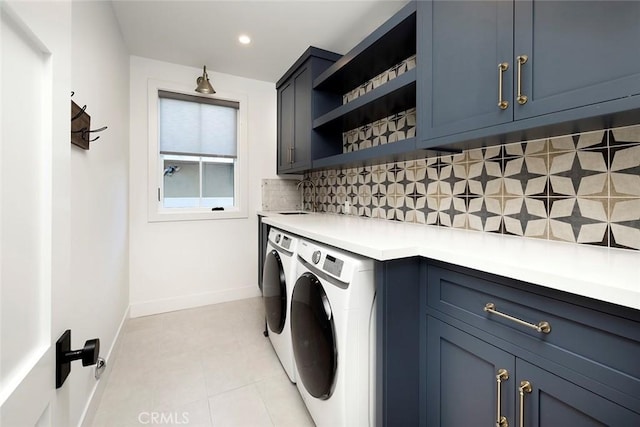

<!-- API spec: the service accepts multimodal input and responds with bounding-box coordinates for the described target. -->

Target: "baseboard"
[78,305,130,427]
[129,285,261,318]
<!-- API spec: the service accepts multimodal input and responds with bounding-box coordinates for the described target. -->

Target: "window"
[148,82,248,221]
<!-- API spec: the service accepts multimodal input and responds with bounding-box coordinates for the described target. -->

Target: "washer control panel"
[268,228,297,253]
[323,254,345,277]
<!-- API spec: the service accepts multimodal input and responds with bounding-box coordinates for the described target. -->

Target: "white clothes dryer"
[262,227,300,382]
[291,238,376,427]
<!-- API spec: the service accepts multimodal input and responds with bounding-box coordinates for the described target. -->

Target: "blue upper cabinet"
[276,47,341,174]
[418,0,514,139]
[418,0,640,150]
[514,0,640,120]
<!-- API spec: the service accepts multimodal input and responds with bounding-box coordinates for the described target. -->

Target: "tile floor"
[90,297,314,426]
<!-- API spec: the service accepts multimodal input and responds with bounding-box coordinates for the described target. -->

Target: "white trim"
[147,79,249,222]
[78,306,130,427]
[129,286,261,318]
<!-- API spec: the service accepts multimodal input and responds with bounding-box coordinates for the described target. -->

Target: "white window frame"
[147,79,248,222]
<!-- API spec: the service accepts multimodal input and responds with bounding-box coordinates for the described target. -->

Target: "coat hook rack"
[70,92,107,150]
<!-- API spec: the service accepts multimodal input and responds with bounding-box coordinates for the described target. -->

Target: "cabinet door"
[257,216,270,291]
[426,317,515,427]
[277,81,294,172]
[419,0,514,140]
[516,359,640,426]
[291,66,311,170]
[514,0,640,120]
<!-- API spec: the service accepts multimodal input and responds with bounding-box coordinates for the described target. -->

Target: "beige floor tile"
[154,398,213,427]
[208,384,274,427]
[256,372,315,427]
[90,297,314,427]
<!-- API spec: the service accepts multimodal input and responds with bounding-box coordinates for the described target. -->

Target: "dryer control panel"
[297,239,370,284]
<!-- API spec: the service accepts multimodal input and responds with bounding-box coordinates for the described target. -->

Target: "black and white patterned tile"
[342,108,417,153]
[342,55,417,105]
[608,125,640,250]
[304,124,640,251]
[609,198,640,250]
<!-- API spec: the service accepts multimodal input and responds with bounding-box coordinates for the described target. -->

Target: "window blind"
[158,90,239,158]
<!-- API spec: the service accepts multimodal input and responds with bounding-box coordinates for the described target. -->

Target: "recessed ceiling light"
[238,35,251,45]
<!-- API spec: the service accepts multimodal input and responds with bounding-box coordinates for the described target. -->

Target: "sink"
[278,211,309,215]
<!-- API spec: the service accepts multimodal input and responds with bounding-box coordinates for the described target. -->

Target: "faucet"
[297,178,317,212]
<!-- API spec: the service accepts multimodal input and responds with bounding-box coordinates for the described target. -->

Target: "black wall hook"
[71,104,87,122]
[70,94,108,150]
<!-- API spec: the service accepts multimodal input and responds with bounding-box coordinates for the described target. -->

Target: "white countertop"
[261,212,640,311]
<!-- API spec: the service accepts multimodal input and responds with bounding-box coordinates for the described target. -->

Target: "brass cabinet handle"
[484,303,551,334]
[519,380,532,427]
[498,62,509,110]
[496,369,509,427]
[516,55,528,105]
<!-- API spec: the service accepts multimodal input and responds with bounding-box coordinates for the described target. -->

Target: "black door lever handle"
[56,330,100,388]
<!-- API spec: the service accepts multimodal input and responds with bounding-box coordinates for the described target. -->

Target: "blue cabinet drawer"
[426,261,640,413]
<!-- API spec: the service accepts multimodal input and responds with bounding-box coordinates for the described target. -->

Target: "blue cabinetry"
[427,317,640,426]
[374,258,640,426]
[310,1,418,170]
[424,262,640,426]
[277,1,640,173]
[418,0,640,151]
[275,3,418,174]
[257,215,269,291]
[418,0,514,139]
[276,47,340,174]
[514,1,640,121]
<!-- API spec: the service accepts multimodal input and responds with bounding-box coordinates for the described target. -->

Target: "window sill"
[148,208,248,223]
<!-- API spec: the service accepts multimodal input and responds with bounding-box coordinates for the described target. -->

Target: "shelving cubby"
[309,1,418,170]
[313,2,417,96]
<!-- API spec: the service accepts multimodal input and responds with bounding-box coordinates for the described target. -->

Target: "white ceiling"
[111,0,410,83]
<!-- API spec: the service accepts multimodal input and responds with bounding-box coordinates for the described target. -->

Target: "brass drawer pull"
[516,55,528,105]
[496,369,509,427]
[498,62,509,110]
[484,303,551,334]
[519,380,532,427]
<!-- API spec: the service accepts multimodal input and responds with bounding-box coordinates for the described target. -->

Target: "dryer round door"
[291,272,337,400]
[263,249,286,334]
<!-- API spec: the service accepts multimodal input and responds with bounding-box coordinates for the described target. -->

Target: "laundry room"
[2,1,640,426]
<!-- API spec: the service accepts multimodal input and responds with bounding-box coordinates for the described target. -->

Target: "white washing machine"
[291,238,376,427]
[262,227,299,382]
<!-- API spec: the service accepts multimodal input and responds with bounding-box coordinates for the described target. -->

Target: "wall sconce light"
[195,66,216,94]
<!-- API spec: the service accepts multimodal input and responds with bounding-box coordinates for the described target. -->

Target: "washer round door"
[291,272,337,400]
[263,249,286,334]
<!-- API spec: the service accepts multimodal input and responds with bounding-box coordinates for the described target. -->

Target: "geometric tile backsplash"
[303,125,640,251]
[342,108,416,153]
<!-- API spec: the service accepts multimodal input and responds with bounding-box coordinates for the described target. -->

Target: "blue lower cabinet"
[425,316,640,426]
[516,359,640,427]
[367,256,640,425]
[426,317,516,426]
[420,261,640,426]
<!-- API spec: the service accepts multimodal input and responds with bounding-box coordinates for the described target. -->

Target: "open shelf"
[311,137,417,170]
[314,68,416,132]
[313,1,416,94]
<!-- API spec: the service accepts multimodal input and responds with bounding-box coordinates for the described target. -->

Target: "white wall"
[67,1,130,425]
[129,56,277,317]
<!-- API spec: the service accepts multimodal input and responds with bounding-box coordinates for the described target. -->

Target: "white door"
[0,1,69,425]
